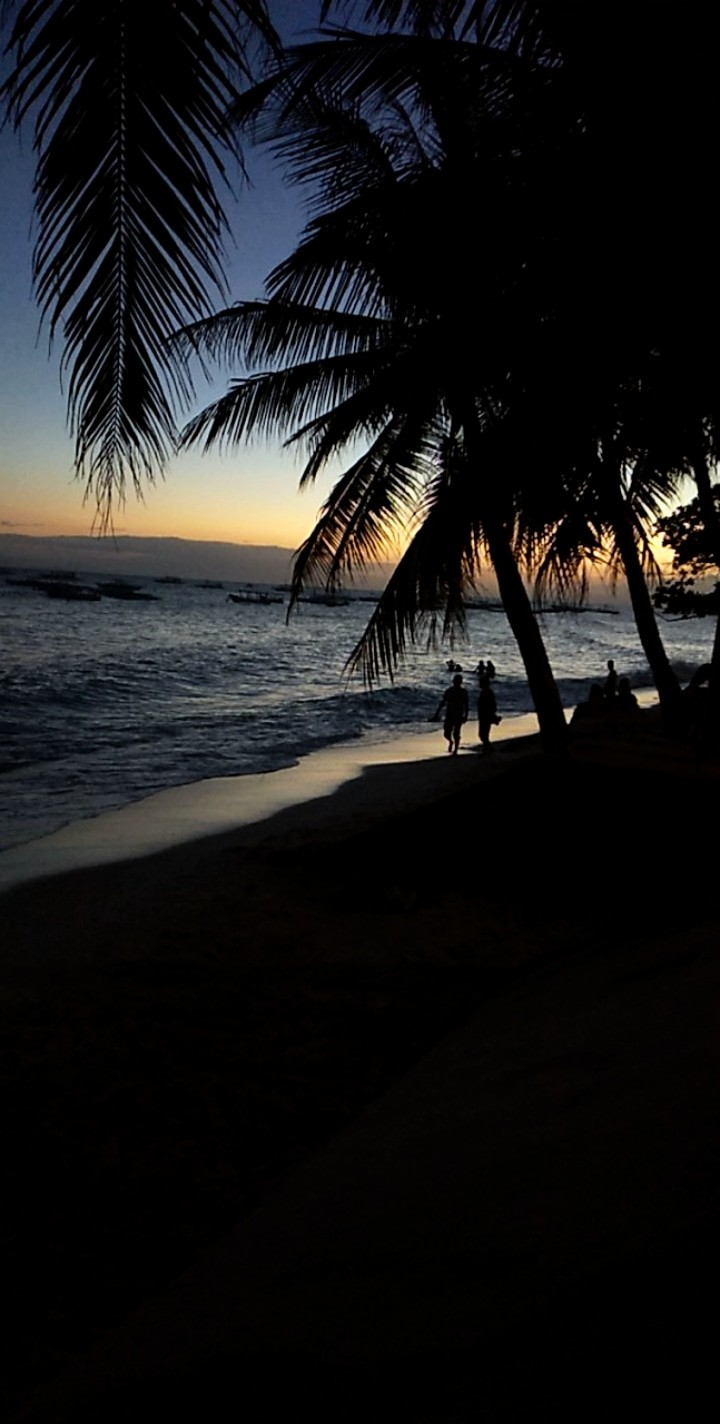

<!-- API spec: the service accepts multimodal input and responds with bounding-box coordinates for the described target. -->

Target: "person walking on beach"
[434,673,469,755]
[478,673,501,754]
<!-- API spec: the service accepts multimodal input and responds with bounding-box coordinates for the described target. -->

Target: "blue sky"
[0,1,361,552]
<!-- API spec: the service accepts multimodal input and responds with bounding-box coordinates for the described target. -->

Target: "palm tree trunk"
[609,488,684,731]
[483,515,569,752]
[460,405,568,752]
[690,444,720,739]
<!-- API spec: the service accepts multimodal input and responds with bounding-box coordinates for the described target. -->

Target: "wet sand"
[0,716,542,893]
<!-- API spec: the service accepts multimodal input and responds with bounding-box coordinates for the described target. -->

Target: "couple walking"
[434,671,501,756]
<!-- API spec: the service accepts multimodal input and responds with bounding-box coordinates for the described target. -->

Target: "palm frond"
[322,3,483,42]
[1,0,277,522]
[172,299,389,374]
[179,343,398,456]
[529,508,605,607]
[289,415,437,599]
[229,30,451,237]
[291,339,444,485]
[344,454,485,683]
[263,169,460,319]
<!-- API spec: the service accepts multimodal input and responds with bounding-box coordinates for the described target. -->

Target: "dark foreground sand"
[2,717,719,1420]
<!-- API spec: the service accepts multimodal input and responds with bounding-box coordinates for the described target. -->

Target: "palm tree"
[630,347,720,730]
[471,0,720,725]
[506,352,687,728]
[176,19,573,749]
[1,0,279,522]
[226,1,719,736]
[178,0,715,742]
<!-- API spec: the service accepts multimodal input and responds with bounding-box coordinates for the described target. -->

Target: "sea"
[0,569,714,855]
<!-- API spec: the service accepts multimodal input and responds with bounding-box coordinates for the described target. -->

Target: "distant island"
[0,532,396,591]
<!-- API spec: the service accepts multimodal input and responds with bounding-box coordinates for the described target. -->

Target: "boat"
[298,591,351,607]
[97,581,159,601]
[5,574,101,601]
[228,588,284,605]
[38,580,101,602]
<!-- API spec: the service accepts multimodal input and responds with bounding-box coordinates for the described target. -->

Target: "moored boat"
[98,581,159,601]
[228,588,284,605]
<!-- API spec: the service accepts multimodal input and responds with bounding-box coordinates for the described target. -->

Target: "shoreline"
[0,710,540,894]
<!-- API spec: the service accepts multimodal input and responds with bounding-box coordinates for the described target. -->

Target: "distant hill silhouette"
[0,533,394,589]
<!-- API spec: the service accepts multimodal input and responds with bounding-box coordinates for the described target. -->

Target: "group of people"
[570,658,639,733]
[436,654,645,757]
[434,657,501,756]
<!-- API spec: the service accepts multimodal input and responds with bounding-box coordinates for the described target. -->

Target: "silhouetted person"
[570,683,606,732]
[486,659,496,681]
[477,674,501,754]
[434,673,469,755]
[616,677,639,716]
[604,659,618,699]
[475,659,486,680]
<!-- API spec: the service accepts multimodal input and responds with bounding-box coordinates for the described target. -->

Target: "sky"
[0,1,360,558]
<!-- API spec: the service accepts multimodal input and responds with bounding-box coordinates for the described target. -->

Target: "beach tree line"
[3,0,720,746]
[654,488,720,620]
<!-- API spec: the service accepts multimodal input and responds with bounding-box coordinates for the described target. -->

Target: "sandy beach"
[2,713,719,1420]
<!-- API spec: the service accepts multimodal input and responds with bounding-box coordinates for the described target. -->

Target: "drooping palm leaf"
[1,0,278,521]
[344,438,486,681]
[179,337,400,454]
[289,412,437,592]
[173,298,388,380]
